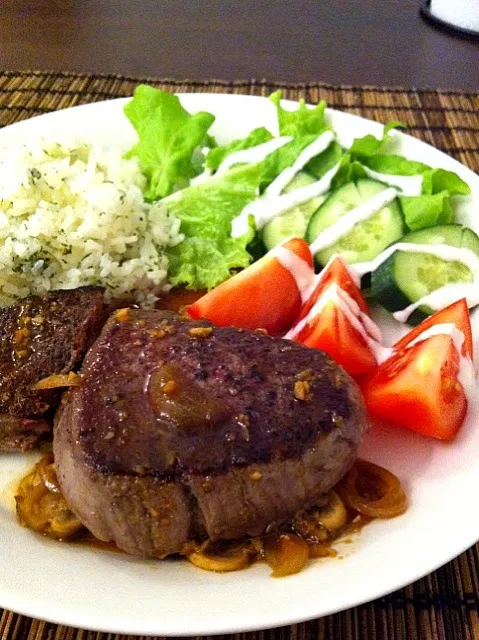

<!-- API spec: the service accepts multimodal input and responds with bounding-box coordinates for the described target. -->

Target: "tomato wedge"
[362,300,473,440]
[303,255,369,316]
[394,298,473,358]
[287,257,379,376]
[361,334,467,440]
[188,238,314,336]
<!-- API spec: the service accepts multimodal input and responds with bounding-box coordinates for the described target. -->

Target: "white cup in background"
[429,0,479,33]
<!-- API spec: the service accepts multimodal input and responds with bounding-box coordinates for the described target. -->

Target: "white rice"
[0,138,183,307]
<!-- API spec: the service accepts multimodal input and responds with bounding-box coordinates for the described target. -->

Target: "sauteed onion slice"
[263,533,309,577]
[337,460,407,519]
[32,372,81,390]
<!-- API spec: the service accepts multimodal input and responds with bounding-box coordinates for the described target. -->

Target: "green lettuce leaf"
[205,127,273,170]
[251,91,333,189]
[259,136,319,188]
[361,156,471,199]
[383,121,407,136]
[349,135,384,158]
[348,121,405,158]
[327,122,405,189]
[345,124,470,235]
[331,155,368,189]
[164,164,260,289]
[362,154,430,176]
[422,168,471,196]
[350,125,469,193]
[399,191,454,231]
[205,130,336,193]
[204,92,333,193]
[124,85,215,200]
[269,90,328,137]
[305,140,344,179]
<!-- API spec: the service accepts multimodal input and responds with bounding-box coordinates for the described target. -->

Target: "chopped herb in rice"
[0,138,184,307]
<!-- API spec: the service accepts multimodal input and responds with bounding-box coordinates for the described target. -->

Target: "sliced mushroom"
[293,490,347,543]
[187,540,253,572]
[16,455,84,540]
[315,490,348,531]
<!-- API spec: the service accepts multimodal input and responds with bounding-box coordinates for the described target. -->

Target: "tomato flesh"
[296,257,368,327]
[293,300,377,375]
[362,334,467,440]
[290,256,378,376]
[188,238,313,336]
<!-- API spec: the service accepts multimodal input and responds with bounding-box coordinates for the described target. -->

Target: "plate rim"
[1,92,479,636]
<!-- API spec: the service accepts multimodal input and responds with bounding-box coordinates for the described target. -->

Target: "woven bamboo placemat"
[0,70,479,640]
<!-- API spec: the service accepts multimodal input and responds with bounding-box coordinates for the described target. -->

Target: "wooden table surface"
[1,0,478,91]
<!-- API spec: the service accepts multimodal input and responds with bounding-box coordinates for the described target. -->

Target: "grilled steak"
[54,309,369,558]
[0,414,50,452]
[0,287,107,451]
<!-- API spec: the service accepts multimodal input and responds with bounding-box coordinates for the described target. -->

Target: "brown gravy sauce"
[15,454,390,575]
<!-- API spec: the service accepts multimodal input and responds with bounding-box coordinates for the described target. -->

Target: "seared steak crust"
[54,309,369,557]
[0,287,107,450]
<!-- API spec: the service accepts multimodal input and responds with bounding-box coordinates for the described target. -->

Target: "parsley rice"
[0,138,183,307]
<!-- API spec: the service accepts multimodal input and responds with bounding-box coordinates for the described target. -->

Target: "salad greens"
[124,85,215,201]
[399,192,453,231]
[260,91,331,187]
[305,140,344,179]
[333,124,470,231]
[163,165,259,290]
[422,167,471,196]
[348,120,405,157]
[398,170,469,231]
[124,86,334,289]
[269,91,327,137]
[124,85,472,290]
[205,127,273,171]
[206,90,330,190]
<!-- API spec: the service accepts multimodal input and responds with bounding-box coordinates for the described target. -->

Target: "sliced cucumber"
[371,224,479,325]
[306,179,404,266]
[262,172,326,251]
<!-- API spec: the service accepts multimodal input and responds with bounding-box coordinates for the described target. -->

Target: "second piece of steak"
[0,287,107,451]
[54,309,369,558]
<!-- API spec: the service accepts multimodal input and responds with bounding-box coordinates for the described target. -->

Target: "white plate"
[1,94,479,636]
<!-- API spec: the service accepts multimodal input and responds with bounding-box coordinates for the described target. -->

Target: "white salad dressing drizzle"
[265,131,335,198]
[362,166,424,197]
[284,282,390,363]
[305,253,362,291]
[353,243,479,278]
[316,252,363,288]
[269,245,316,302]
[215,136,293,176]
[190,137,292,186]
[394,283,479,324]
[231,162,341,238]
[352,243,479,323]
[308,187,397,255]
[190,168,213,186]
[407,322,459,349]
